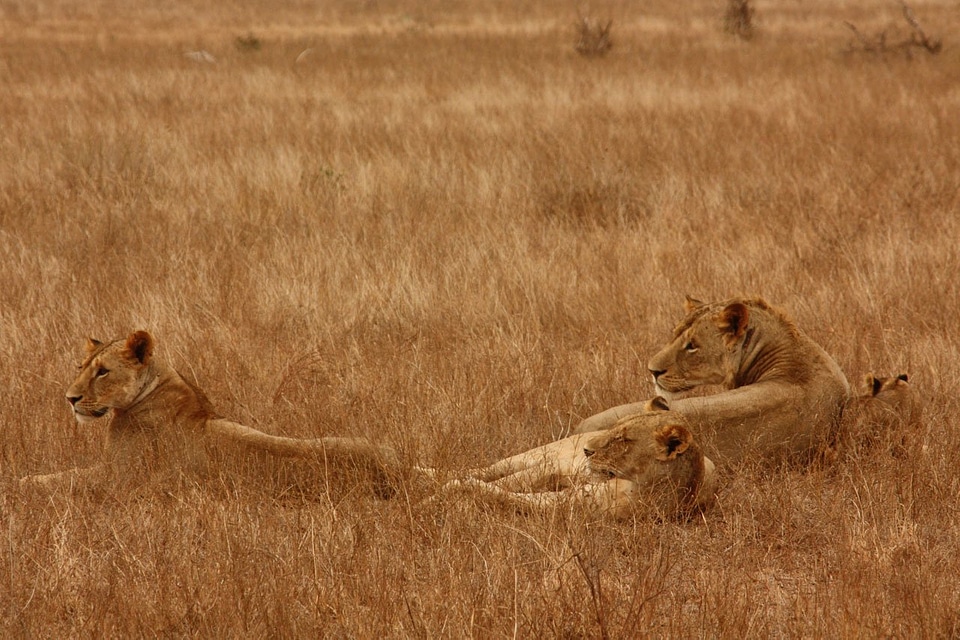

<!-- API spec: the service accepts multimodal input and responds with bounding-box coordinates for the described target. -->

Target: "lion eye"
[684,341,698,353]
[95,367,109,377]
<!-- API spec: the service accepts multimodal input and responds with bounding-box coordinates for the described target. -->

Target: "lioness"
[440,404,715,521]
[575,297,850,466]
[828,373,923,459]
[19,330,404,497]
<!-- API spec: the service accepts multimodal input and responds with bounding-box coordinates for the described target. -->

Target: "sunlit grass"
[2,0,959,635]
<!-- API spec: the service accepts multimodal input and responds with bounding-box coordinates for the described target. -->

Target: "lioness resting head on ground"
[575,296,850,466]
[440,403,715,521]
[19,330,403,497]
[827,373,923,460]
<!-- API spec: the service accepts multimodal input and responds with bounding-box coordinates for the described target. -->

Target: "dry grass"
[2,0,959,635]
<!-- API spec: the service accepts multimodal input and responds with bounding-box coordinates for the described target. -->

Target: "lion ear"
[645,396,670,412]
[684,295,705,313]
[123,330,154,364]
[654,424,692,461]
[85,338,103,353]
[717,302,749,345]
[863,374,883,397]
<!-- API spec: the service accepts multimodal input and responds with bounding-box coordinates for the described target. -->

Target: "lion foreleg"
[574,401,653,434]
[469,446,557,483]
[468,434,589,486]
[576,479,638,520]
[441,477,570,515]
[20,464,111,494]
[441,477,636,519]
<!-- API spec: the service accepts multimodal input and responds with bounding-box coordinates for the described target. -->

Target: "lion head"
[856,373,921,429]
[583,419,714,516]
[646,297,753,400]
[823,372,923,463]
[66,330,158,423]
[863,373,909,399]
[855,373,923,452]
[646,295,822,402]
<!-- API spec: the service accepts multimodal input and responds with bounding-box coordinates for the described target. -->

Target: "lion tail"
[206,419,404,497]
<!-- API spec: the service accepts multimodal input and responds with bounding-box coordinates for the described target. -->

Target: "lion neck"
[731,307,811,388]
[112,360,186,423]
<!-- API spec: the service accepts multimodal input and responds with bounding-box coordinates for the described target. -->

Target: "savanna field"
[1,0,959,635]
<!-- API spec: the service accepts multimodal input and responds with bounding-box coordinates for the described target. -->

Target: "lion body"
[575,297,850,466]
[443,408,715,521]
[829,373,923,459]
[20,331,401,496]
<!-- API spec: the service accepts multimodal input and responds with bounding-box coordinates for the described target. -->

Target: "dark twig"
[844,1,941,56]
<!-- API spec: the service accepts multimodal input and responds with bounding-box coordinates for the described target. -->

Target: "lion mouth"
[587,463,617,480]
[655,379,692,394]
[75,407,109,421]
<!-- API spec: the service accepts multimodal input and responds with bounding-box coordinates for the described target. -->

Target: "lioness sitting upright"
[576,297,850,466]
[20,330,404,497]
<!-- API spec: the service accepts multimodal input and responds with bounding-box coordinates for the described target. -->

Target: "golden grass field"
[2,0,959,635]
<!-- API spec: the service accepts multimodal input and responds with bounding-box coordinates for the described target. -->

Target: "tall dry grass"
[2,0,959,636]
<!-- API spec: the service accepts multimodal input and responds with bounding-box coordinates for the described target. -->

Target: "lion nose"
[66,394,81,406]
[583,447,595,458]
[649,369,666,380]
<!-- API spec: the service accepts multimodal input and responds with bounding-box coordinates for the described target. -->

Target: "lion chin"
[653,384,682,402]
[73,408,108,423]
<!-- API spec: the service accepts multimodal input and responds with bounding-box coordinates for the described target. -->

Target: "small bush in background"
[844,1,941,58]
[723,0,755,40]
[235,32,262,52]
[575,16,613,57]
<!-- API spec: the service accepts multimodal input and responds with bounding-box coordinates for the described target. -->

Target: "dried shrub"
[844,1,941,57]
[575,17,613,57]
[235,32,262,52]
[723,0,755,40]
